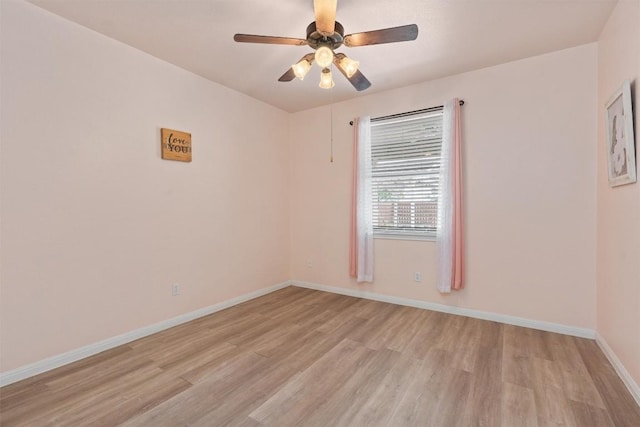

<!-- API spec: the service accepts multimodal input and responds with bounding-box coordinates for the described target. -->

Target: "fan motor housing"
[306,21,344,50]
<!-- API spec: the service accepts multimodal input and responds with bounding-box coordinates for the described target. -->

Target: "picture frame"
[605,80,636,187]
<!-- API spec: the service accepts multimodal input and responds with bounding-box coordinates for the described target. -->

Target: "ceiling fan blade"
[343,69,371,92]
[314,0,337,36]
[344,24,418,47]
[333,55,371,91]
[233,34,308,46]
[278,68,296,82]
[278,53,315,82]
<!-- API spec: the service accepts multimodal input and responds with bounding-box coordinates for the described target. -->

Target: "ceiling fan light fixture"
[234,0,418,93]
[314,46,334,68]
[292,58,312,80]
[319,68,335,89]
[339,55,360,78]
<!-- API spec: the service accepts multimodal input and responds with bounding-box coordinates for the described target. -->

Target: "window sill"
[373,233,436,242]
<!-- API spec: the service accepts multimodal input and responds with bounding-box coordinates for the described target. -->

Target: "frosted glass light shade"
[319,68,335,89]
[292,59,311,80]
[315,46,334,68]
[340,56,360,78]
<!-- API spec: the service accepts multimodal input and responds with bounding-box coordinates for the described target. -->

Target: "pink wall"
[0,1,290,372]
[290,44,598,329]
[596,0,640,387]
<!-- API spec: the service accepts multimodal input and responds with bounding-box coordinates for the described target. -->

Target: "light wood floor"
[1,286,639,426]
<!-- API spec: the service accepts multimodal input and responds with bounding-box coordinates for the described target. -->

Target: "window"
[370,109,443,239]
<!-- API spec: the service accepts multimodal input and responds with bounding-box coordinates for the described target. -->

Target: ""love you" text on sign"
[161,128,192,162]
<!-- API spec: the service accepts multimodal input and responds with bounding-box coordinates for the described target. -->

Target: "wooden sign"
[161,128,192,162]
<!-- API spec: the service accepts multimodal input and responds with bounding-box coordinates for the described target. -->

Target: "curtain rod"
[349,99,464,126]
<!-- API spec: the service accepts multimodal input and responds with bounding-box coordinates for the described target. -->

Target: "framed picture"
[605,80,636,187]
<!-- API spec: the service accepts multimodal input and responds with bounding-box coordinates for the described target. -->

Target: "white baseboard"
[595,333,640,406]
[291,280,596,339]
[0,281,290,387]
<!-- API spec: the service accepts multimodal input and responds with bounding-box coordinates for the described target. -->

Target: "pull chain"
[330,68,334,163]
[330,104,334,163]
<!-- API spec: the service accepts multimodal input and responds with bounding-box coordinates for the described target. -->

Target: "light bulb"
[340,56,360,78]
[319,68,335,89]
[292,59,311,80]
[314,46,334,68]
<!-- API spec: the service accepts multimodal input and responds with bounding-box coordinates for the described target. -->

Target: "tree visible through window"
[370,109,443,239]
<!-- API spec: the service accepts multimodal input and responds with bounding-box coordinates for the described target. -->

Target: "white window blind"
[370,109,443,239]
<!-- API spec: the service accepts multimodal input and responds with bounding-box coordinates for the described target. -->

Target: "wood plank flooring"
[1,286,639,426]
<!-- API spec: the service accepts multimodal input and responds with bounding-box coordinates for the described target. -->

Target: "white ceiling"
[28,0,616,113]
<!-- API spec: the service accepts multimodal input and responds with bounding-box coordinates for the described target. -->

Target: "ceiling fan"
[233,0,418,91]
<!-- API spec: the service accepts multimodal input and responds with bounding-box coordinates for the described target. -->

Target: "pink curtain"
[349,119,359,278]
[451,99,464,290]
[437,99,464,292]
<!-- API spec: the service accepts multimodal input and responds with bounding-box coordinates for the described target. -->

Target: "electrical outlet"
[414,272,422,282]
[172,283,180,296]
[307,259,313,268]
